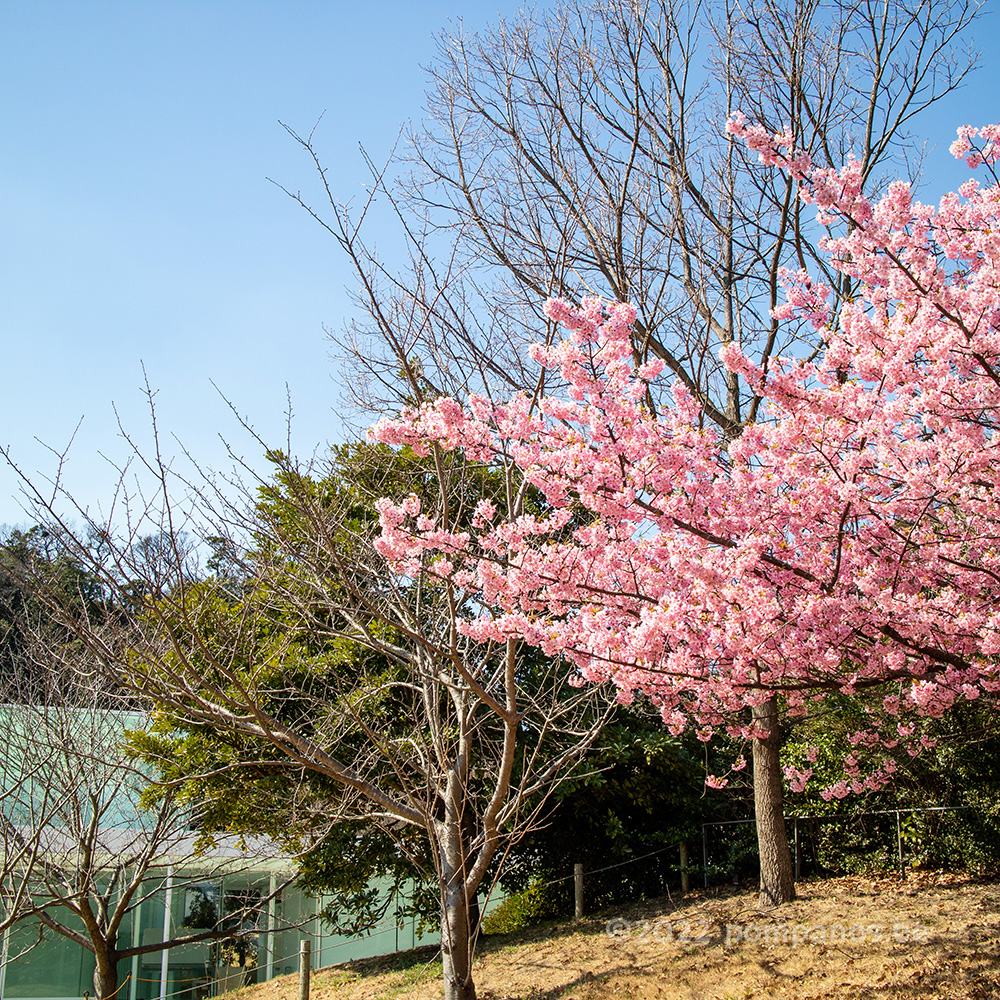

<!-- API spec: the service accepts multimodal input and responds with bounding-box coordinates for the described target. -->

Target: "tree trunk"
[752,697,795,907]
[93,948,120,1000]
[441,881,477,1000]
[438,802,478,1000]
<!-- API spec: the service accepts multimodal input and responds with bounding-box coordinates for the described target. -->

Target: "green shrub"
[481,880,564,935]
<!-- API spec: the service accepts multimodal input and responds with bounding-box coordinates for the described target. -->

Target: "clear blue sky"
[0,0,537,528]
[1,1,997,529]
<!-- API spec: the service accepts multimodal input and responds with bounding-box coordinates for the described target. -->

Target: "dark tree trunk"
[752,697,795,907]
[92,947,120,1000]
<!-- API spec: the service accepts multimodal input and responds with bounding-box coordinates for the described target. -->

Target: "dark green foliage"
[0,525,111,699]
[497,713,722,913]
[703,819,761,885]
[127,443,526,934]
[781,697,1000,877]
[127,599,442,934]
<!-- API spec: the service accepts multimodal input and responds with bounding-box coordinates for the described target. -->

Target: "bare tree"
[281,0,980,907]
[0,662,290,1000]
[11,436,614,1000]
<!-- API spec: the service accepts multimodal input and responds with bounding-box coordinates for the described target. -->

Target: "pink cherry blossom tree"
[372,123,1000,906]
[274,1,982,910]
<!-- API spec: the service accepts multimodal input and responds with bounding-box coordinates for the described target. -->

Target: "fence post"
[299,939,311,1000]
[679,841,690,894]
[896,811,905,880]
[701,824,709,888]
[574,863,584,921]
[794,817,800,881]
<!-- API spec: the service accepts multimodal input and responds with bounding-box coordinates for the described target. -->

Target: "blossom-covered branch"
[374,123,1000,800]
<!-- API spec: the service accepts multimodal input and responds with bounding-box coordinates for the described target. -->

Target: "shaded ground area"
[232,873,1000,999]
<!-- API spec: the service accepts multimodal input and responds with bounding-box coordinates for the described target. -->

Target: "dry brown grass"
[227,873,1000,1000]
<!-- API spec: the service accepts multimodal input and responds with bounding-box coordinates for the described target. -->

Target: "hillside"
[232,873,1000,1000]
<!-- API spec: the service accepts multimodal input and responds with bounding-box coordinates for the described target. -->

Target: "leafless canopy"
[273,0,979,918]
[285,0,978,436]
[0,648,291,999]
[10,428,614,1000]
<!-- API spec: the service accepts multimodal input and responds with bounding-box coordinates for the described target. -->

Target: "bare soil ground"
[232,873,1000,1000]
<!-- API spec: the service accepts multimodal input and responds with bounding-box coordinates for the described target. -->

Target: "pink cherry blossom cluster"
[372,123,1000,795]
[949,124,1000,170]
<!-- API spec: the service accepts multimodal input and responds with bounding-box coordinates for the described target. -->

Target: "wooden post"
[299,940,311,1000]
[702,824,709,888]
[896,811,905,880]
[794,817,801,881]
[574,863,584,921]
[679,841,690,894]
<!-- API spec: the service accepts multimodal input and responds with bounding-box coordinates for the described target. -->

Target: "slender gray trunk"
[438,801,477,1000]
[752,697,795,907]
[441,882,477,1000]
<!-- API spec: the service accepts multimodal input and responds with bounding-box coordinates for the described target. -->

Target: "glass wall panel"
[133,880,166,1000]
[135,873,268,998]
[267,882,314,978]
[214,875,265,989]
[4,919,95,998]
[2,872,448,996]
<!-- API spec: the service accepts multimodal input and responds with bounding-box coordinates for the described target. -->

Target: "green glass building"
[1,867,437,999]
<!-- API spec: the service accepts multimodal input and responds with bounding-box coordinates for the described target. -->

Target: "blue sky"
[0,1,531,528]
[1,1,997,529]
